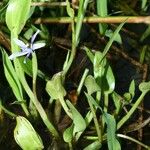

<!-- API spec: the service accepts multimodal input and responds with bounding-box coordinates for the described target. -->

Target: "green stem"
[77,68,89,95]
[117,92,147,130]
[0,102,17,118]
[87,97,102,142]
[11,33,30,117]
[117,134,150,149]
[60,97,72,119]
[63,20,76,77]
[15,59,59,139]
[104,92,109,112]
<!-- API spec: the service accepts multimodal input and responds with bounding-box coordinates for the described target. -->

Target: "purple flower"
[9,30,45,63]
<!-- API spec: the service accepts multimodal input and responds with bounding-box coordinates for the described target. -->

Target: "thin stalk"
[32,2,67,7]
[0,103,17,118]
[59,97,72,119]
[63,19,76,76]
[87,98,102,142]
[68,142,73,150]
[104,92,109,112]
[11,33,30,117]
[77,68,89,95]
[117,134,150,149]
[96,91,101,103]
[117,92,147,130]
[33,16,150,24]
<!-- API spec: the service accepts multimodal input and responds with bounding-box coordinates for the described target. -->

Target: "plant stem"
[33,16,150,24]
[77,68,89,95]
[104,92,109,112]
[11,33,30,117]
[63,20,76,77]
[117,134,150,149]
[87,97,102,142]
[0,102,17,118]
[60,97,72,119]
[15,59,59,139]
[117,92,147,130]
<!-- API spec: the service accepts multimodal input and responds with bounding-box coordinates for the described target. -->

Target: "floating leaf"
[14,116,44,150]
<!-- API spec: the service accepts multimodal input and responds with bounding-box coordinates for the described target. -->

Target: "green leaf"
[105,29,122,44]
[139,81,150,93]
[85,93,102,111]
[83,46,94,63]
[123,92,132,103]
[129,80,135,98]
[83,140,102,150]
[105,66,115,93]
[66,0,74,18]
[101,19,127,61]
[140,25,150,42]
[93,51,107,79]
[141,0,147,10]
[24,28,34,40]
[97,0,108,35]
[14,116,44,150]
[66,100,86,133]
[84,75,100,95]
[6,0,31,34]
[63,124,74,143]
[32,52,38,85]
[111,92,122,115]
[2,50,23,101]
[103,113,121,150]
[75,0,89,45]
[63,51,70,71]
[46,72,66,100]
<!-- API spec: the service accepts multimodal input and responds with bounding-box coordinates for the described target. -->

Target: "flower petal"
[32,43,46,50]
[14,39,28,49]
[9,51,29,60]
[31,30,40,44]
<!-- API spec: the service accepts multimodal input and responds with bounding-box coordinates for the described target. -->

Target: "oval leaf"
[46,72,66,100]
[84,75,100,95]
[139,81,150,93]
[14,116,44,150]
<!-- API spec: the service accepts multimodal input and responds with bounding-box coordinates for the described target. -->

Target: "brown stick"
[33,16,150,24]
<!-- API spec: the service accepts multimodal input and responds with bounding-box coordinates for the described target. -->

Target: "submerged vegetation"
[0,0,150,149]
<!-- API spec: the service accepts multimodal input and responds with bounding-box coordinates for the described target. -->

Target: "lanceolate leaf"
[66,100,86,133]
[6,0,31,34]
[104,113,121,150]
